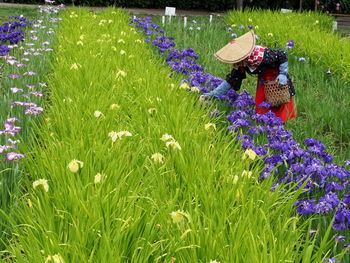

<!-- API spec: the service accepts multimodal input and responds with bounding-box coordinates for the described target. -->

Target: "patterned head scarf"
[246,45,267,72]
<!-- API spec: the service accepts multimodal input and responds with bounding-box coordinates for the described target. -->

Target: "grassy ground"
[0,6,38,23]
[0,8,338,262]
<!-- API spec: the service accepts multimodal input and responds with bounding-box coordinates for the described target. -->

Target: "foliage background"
[2,0,350,13]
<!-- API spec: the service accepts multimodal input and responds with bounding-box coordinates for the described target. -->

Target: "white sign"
[165,7,176,16]
[281,8,292,13]
[333,21,338,31]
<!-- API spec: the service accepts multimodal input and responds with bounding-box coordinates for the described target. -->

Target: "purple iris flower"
[333,205,349,231]
[333,235,346,242]
[11,101,37,107]
[325,181,343,192]
[247,126,259,135]
[209,109,220,118]
[200,87,209,93]
[309,229,317,236]
[6,117,19,123]
[232,118,251,128]
[322,259,342,263]
[287,40,294,47]
[294,199,316,215]
[25,84,36,89]
[234,93,255,109]
[258,101,272,109]
[304,158,324,175]
[7,73,21,79]
[10,87,23,93]
[22,91,43,97]
[260,164,275,179]
[321,152,334,163]
[325,163,349,180]
[23,71,37,76]
[253,145,267,156]
[315,192,339,214]
[227,110,249,123]
[1,122,21,137]
[264,154,284,165]
[0,145,15,154]
[5,152,26,161]
[305,138,325,151]
[24,106,44,115]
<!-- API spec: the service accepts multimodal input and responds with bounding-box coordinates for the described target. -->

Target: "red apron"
[255,67,296,123]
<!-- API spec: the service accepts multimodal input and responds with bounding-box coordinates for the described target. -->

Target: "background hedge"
[3,0,350,13]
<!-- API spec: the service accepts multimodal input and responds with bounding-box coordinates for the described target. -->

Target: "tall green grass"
[226,10,348,76]
[155,14,350,161]
[0,8,338,262]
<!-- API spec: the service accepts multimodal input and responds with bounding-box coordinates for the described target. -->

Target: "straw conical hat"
[214,31,256,63]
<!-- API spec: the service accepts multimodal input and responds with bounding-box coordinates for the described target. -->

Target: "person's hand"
[204,80,231,98]
[199,95,206,100]
[277,74,287,85]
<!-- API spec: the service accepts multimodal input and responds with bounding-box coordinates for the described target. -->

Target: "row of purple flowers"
[131,16,350,259]
[0,15,32,56]
[0,5,61,162]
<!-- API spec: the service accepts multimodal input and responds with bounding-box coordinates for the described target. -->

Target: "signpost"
[333,21,338,31]
[165,7,176,17]
[165,7,176,23]
[281,8,293,13]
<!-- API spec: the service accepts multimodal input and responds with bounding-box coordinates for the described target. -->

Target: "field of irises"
[0,4,59,250]
[0,3,350,263]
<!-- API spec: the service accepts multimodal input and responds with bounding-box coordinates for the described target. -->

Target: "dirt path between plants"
[0,3,225,17]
